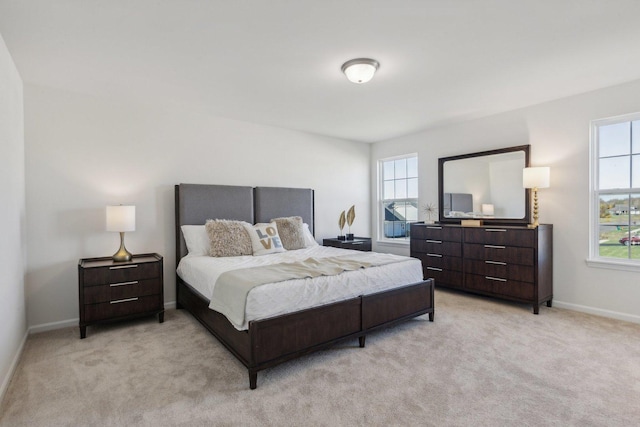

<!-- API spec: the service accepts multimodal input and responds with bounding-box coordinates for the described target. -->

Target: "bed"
[175,183,434,389]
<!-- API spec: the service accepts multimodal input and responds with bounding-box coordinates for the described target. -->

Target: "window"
[590,114,640,269]
[379,155,418,242]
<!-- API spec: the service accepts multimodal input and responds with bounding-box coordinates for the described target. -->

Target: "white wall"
[0,33,26,399]
[372,78,640,322]
[25,84,371,328]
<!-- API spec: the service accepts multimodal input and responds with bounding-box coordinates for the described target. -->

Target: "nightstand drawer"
[83,278,161,304]
[84,294,163,322]
[82,262,161,286]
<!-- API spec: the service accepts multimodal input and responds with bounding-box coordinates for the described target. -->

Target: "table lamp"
[522,167,550,228]
[106,205,135,262]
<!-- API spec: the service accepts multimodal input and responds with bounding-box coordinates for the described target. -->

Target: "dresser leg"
[359,336,366,348]
[80,325,86,339]
[429,312,434,322]
[158,311,164,323]
[533,304,539,315]
[546,299,553,308]
[249,371,258,390]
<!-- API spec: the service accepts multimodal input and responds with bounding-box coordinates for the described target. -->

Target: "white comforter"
[177,246,423,330]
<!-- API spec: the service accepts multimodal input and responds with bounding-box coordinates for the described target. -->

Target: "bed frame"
[175,183,434,389]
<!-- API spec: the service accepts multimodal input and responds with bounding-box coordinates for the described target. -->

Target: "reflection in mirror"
[438,145,530,224]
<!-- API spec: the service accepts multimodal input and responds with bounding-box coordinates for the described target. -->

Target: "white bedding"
[177,246,423,330]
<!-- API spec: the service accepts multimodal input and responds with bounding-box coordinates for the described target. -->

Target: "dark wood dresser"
[410,223,552,314]
[323,237,372,252]
[78,253,164,338]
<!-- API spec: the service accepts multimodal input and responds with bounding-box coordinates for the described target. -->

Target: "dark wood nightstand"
[78,253,164,338]
[322,237,372,252]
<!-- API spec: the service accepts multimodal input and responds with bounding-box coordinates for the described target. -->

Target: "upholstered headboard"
[175,184,314,265]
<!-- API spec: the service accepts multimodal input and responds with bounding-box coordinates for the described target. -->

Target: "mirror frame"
[438,144,531,225]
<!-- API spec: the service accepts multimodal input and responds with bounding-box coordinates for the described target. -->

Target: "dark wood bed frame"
[175,183,434,389]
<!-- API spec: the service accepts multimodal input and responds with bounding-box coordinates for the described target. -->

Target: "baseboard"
[0,330,28,404]
[28,301,177,335]
[29,318,78,335]
[553,300,640,324]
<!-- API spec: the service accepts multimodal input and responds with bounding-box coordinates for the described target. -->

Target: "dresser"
[410,223,552,314]
[323,237,372,252]
[78,253,164,338]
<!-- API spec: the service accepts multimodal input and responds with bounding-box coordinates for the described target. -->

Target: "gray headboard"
[175,184,314,264]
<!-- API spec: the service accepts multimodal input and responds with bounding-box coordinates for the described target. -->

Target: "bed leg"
[359,335,366,348]
[249,371,258,390]
[429,312,434,322]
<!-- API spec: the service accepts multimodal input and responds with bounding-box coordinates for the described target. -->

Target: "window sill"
[586,258,640,273]
[376,239,410,247]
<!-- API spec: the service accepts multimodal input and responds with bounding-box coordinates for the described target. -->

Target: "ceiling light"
[341,58,379,84]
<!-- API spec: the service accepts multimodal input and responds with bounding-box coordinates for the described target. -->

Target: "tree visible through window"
[591,116,640,263]
[380,155,418,241]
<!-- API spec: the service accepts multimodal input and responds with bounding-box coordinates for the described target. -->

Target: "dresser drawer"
[83,278,161,304]
[465,274,534,300]
[411,240,462,257]
[416,253,462,271]
[411,225,462,242]
[422,267,463,289]
[464,259,534,283]
[464,243,534,265]
[464,228,534,247]
[82,262,161,286]
[83,294,163,322]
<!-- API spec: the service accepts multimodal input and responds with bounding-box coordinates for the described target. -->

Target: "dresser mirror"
[438,145,531,225]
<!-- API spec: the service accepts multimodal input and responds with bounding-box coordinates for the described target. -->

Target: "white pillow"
[303,223,319,247]
[243,222,287,256]
[181,225,209,256]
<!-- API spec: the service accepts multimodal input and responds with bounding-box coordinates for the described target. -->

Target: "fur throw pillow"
[205,219,253,257]
[270,216,306,250]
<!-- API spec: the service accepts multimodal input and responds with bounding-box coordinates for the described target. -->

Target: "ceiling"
[2,1,640,143]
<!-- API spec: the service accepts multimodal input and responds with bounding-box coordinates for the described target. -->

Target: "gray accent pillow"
[205,219,253,257]
[271,216,306,250]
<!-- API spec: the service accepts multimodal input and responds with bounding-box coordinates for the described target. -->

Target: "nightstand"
[322,237,372,252]
[78,253,164,338]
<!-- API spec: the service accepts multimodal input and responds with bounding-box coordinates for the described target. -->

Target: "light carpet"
[1,289,639,426]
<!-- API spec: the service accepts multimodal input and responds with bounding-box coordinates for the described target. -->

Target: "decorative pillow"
[243,222,286,256]
[205,219,253,257]
[181,225,210,256]
[270,216,306,250]
[303,223,319,247]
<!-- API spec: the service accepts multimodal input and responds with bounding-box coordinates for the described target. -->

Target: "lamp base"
[112,232,133,262]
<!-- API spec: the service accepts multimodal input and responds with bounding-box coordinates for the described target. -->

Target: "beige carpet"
[1,289,639,426]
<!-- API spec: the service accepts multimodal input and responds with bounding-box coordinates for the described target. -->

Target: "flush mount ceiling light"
[341,58,379,84]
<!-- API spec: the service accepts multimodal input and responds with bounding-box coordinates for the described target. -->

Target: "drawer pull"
[109,264,138,270]
[110,297,139,304]
[484,245,505,249]
[427,267,443,272]
[426,253,442,258]
[485,261,506,266]
[485,229,507,232]
[426,226,442,230]
[110,281,138,287]
[485,276,507,282]
[426,240,442,244]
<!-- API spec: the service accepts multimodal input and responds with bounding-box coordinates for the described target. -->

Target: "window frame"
[377,153,419,245]
[588,112,640,272]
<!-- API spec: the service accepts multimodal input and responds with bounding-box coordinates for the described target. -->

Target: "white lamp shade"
[341,58,379,84]
[481,204,495,215]
[523,167,550,189]
[106,205,135,232]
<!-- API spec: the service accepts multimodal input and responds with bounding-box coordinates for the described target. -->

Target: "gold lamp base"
[528,187,540,228]
[112,232,132,262]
